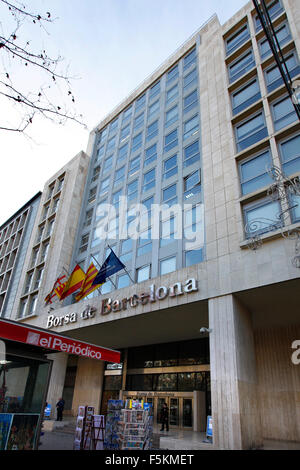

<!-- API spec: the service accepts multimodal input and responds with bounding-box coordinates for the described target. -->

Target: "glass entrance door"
[182,398,193,428]
[169,398,179,426]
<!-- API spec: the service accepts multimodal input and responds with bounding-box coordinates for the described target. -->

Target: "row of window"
[0,211,28,246]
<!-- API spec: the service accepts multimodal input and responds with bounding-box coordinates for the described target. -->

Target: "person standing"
[160,402,169,431]
[56,398,65,421]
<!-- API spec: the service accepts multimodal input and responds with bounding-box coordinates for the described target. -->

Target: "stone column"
[209,294,262,449]
[46,352,68,420]
[71,357,105,414]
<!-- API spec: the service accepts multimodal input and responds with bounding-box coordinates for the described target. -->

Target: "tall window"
[163,154,178,180]
[264,51,300,93]
[137,228,152,256]
[114,166,126,187]
[167,64,179,85]
[133,112,144,133]
[148,100,160,119]
[271,95,297,131]
[231,78,261,115]
[162,184,177,207]
[254,0,284,31]
[144,144,157,167]
[166,84,178,105]
[103,155,113,174]
[143,168,155,193]
[164,129,178,153]
[184,170,201,199]
[228,49,255,83]
[146,120,158,142]
[165,105,178,128]
[129,155,140,177]
[183,141,200,167]
[132,132,143,153]
[235,112,268,152]
[183,68,197,91]
[127,179,138,201]
[278,134,300,176]
[183,48,196,71]
[225,23,250,56]
[120,123,130,142]
[239,150,273,195]
[183,114,199,140]
[259,22,291,60]
[135,94,146,112]
[183,89,198,114]
[149,81,160,100]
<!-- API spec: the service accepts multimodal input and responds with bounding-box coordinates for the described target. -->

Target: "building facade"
[3,0,300,449]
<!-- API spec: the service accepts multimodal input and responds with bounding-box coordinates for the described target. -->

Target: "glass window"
[271,95,297,131]
[184,170,201,199]
[103,155,113,174]
[24,272,33,293]
[129,155,140,177]
[146,120,158,142]
[138,228,152,256]
[122,105,132,124]
[28,294,38,315]
[165,105,178,128]
[166,84,178,105]
[278,134,300,175]
[107,135,116,152]
[244,199,282,237]
[239,149,273,195]
[228,49,255,83]
[101,279,113,294]
[160,217,177,247]
[289,193,300,223]
[133,112,144,132]
[235,112,268,152]
[148,99,160,119]
[114,166,125,187]
[183,114,199,140]
[98,127,107,144]
[167,64,179,85]
[120,123,130,142]
[91,165,100,183]
[120,238,133,263]
[185,248,203,266]
[135,93,146,112]
[265,51,300,93]
[183,68,197,91]
[163,154,178,180]
[163,183,177,206]
[183,48,196,71]
[143,168,155,192]
[137,264,151,283]
[149,81,160,99]
[231,78,261,115]
[127,179,138,201]
[100,176,110,193]
[109,117,118,134]
[117,273,131,289]
[84,209,93,228]
[160,256,176,275]
[184,90,198,116]
[132,132,143,153]
[183,140,200,167]
[259,22,291,60]
[164,129,178,153]
[144,144,157,167]
[184,205,203,241]
[96,145,105,162]
[255,0,284,31]
[112,189,123,208]
[225,23,250,56]
[118,142,128,162]
[88,187,97,204]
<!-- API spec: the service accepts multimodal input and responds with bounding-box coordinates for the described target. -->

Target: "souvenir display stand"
[74,406,105,450]
[103,400,123,450]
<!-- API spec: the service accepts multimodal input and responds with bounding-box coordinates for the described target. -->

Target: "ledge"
[17,314,38,322]
[240,221,300,249]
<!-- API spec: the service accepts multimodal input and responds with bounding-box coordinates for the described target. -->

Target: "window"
[231,78,261,115]
[183,114,199,140]
[122,106,132,124]
[143,168,155,193]
[183,140,200,167]
[114,166,125,187]
[120,123,130,142]
[160,217,177,247]
[88,187,97,205]
[228,49,255,83]
[136,264,151,283]
[184,205,203,243]
[271,95,297,131]
[160,256,176,275]
[109,117,118,134]
[91,165,100,182]
[146,120,158,142]
[243,198,282,237]
[164,129,178,153]
[235,112,268,152]
[46,219,54,237]
[57,177,64,192]
[127,179,138,201]
[107,135,116,152]
[137,228,152,256]
[166,85,178,108]
[185,248,203,266]
[40,243,49,262]
[265,51,300,93]
[144,144,157,167]
[18,299,27,318]
[24,272,33,294]
[259,22,291,60]
[184,170,201,199]
[162,184,177,207]
[239,150,273,195]
[129,155,140,177]
[148,100,160,119]
[52,198,59,214]
[98,127,107,144]
[133,112,144,132]
[118,142,128,162]
[96,145,105,162]
[28,294,38,315]
[167,64,179,85]
[255,0,284,31]
[225,23,250,56]
[163,154,178,180]
[100,176,110,193]
[183,48,196,71]
[103,155,113,174]
[278,134,300,176]
[101,280,113,294]
[135,94,146,112]
[132,132,143,153]
[149,81,160,100]
[36,225,44,243]
[120,238,133,263]
[183,89,198,114]
[117,273,130,289]
[183,68,197,91]
[42,204,49,220]
[84,209,93,228]
[289,193,300,223]
[112,189,123,208]
[165,105,178,128]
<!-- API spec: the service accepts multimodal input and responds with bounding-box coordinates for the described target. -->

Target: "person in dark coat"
[160,402,169,431]
[56,398,65,421]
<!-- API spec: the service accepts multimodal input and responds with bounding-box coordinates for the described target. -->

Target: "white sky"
[0,0,248,226]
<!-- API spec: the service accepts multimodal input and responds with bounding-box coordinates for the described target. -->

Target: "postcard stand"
[83,414,105,450]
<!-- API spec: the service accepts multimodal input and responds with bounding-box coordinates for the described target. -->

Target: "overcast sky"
[0,0,248,226]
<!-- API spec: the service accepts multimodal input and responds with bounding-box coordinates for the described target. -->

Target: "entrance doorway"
[124,393,193,429]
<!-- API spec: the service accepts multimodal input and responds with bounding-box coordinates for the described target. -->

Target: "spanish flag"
[75,263,102,302]
[59,264,86,301]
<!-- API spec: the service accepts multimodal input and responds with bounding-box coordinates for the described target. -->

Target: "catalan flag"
[44,274,67,305]
[75,263,102,302]
[59,264,86,301]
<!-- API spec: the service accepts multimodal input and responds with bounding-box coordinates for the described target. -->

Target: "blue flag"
[92,249,125,286]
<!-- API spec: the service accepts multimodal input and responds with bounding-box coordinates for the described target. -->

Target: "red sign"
[0,319,120,363]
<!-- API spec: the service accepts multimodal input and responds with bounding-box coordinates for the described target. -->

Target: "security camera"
[199,327,212,334]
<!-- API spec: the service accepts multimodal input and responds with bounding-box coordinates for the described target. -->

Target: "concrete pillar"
[46,352,68,420]
[209,294,262,449]
[71,357,105,415]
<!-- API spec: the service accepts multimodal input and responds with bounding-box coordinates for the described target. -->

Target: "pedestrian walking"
[56,397,65,421]
[160,402,169,431]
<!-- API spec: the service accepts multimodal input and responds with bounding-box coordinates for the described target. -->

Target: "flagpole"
[90,254,117,290]
[86,255,104,294]
[107,244,135,284]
